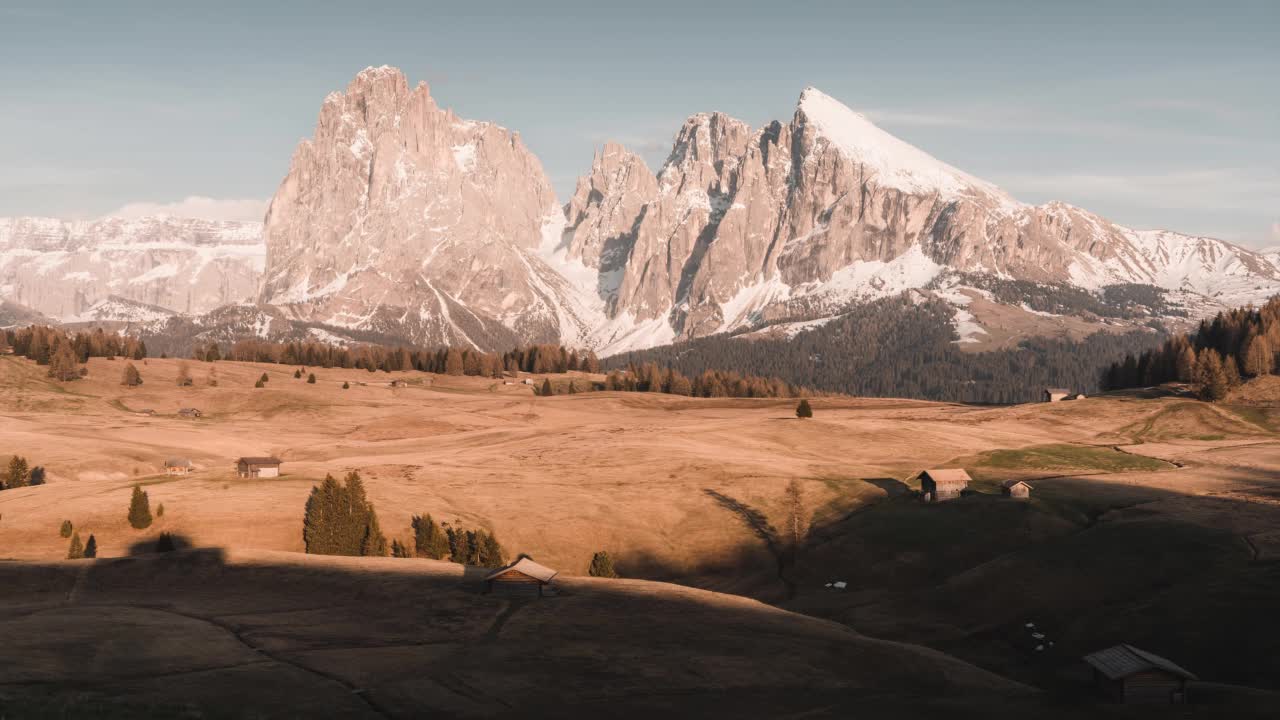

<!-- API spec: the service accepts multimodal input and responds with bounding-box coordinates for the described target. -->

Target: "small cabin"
[389,380,407,388]
[919,468,971,502]
[236,456,282,479]
[1043,388,1073,403]
[1002,479,1033,499]
[485,557,558,598]
[164,458,193,476]
[1084,644,1196,704]
[177,407,203,418]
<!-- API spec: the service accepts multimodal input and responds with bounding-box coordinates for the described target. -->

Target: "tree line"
[2,326,147,382]
[1103,297,1280,401]
[219,339,601,378]
[1,455,45,491]
[606,296,1164,404]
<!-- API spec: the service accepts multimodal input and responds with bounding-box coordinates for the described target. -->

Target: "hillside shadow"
[702,488,780,556]
[126,532,196,556]
[864,477,911,497]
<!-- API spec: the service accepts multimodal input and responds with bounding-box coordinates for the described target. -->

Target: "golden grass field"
[3,354,1280,717]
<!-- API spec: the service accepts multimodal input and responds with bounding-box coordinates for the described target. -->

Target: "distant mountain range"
[4,66,1279,354]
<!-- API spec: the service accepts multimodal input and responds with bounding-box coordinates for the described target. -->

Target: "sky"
[1,0,1276,247]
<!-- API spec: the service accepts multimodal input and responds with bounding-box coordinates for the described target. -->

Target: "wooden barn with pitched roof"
[919,468,971,502]
[1084,644,1196,704]
[485,557,558,598]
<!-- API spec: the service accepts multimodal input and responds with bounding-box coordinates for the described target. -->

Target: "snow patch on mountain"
[798,87,1014,205]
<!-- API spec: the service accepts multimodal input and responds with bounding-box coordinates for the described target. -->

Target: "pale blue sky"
[1,0,1276,246]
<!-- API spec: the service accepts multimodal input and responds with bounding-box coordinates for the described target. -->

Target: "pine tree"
[60,519,73,538]
[361,508,389,557]
[84,534,97,558]
[342,381,350,389]
[412,514,450,559]
[449,527,474,565]
[568,380,577,394]
[127,485,153,529]
[303,474,343,555]
[476,531,506,568]
[589,551,618,578]
[795,399,813,418]
[156,503,165,518]
[294,369,302,379]
[207,367,218,387]
[307,373,317,384]
[302,471,386,557]
[67,531,84,559]
[541,378,553,397]
[121,362,143,387]
[259,372,270,384]
[29,467,45,485]
[391,539,412,558]
[5,456,29,489]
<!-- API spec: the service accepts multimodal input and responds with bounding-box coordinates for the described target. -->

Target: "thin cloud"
[864,105,1265,148]
[994,168,1280,212]
[105,196,267,223]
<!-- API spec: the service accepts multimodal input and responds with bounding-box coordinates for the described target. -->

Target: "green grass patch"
[1223,404,1278,433]
[971,444,1171,474]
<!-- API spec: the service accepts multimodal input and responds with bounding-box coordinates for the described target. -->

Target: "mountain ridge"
[4,68,1278,354]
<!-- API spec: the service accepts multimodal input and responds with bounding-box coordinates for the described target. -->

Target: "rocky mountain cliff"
[563,87,1280,353]
[258,66,599,349]
[7,71,1279,356]
[0,216,262,322]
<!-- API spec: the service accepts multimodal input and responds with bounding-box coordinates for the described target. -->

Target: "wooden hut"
[1043,388,1073,402]
[919,468,970,502]
[1084,644,1195,704]
[164,458,193,476]
[484,558,558,597]
[1002,479,1032,499]
[235,457,282,479]
[177,407,203,418]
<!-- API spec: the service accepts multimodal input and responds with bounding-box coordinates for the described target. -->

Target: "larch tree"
[1244,335,1273,377]
[444,348,464,375]
[47,343,81,382]
[1195,350,1230,402]
[84,534,97,558]
[60,519,73,538]
[540,378,553,397]
[4,456,29,489]
[121,363,143,387]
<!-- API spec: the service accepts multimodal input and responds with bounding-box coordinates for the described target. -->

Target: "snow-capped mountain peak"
[795,87,1011,202]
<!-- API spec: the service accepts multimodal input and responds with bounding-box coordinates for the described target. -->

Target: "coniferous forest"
[1103,297,1280,400]
[606,296,1166,404]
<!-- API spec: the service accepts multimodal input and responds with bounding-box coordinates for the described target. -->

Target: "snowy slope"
[0,215,263,321]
